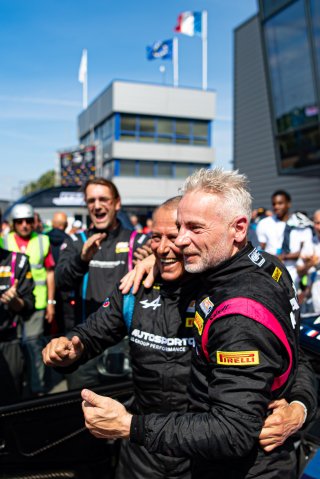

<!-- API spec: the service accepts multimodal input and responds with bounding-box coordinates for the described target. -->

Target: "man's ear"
[115,198,121,212]
[232,216,248,243]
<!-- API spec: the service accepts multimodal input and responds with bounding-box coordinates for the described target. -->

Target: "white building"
[78,80,216,213]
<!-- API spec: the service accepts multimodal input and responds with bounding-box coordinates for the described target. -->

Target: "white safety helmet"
[11,203,34,221]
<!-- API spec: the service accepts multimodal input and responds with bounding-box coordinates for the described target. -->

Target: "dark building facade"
[234,0,320,214]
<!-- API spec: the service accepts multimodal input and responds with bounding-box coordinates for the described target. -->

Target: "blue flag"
[146,39,173,61]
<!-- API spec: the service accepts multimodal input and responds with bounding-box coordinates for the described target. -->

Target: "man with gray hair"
[80,169,315,478]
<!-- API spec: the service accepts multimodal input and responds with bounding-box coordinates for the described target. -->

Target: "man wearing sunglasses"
[1,203,55,394]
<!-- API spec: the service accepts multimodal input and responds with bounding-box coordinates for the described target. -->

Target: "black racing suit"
[55,222,148,388]
[55,222,149,326]
[67,276,199,479]
[130,244,317,479]
[0,248,34,405]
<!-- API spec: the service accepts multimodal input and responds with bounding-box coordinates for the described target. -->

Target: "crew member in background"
[1,203,55,394]
[47,211,73,333]
[55,178,149,388]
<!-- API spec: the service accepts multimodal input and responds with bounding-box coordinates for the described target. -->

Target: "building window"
[264,0,318,135]
[157,162,173,177]
[119,160,136,176]
[118,114,210,146]
[139,161,154,177]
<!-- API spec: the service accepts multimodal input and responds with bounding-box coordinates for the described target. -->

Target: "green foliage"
[22,170,55,195]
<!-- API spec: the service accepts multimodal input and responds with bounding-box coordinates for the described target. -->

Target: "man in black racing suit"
[79,170,318,479]
[54,178,148,388]
[44,197,198,478]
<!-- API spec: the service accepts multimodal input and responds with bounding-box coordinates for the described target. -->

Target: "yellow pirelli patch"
[185,317,194,328]
[194,312,204,335]
[216,350,259,366]
[272,267,282,283]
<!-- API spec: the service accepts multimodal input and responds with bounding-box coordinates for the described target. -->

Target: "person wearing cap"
[0,212,35,405]
[0,203,55,393]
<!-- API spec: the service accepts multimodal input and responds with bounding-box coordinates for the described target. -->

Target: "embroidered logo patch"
[199,297,214,316]
[140,296,161,310]
[185,317,194,328]
[272,267,282,282]
[103,298,110,308]
[248,249,265,267]
[186,300,196,313]
[115,242,129,254]
[216,350,259,366]
[194,312,204,335]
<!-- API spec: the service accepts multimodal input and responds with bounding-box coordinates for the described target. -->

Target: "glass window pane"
[175,120,191,136]
[158,118,173,135]
[278,126,320,171]
[157,136,172,144]
[138,136,155,143]
[193,121,208,137]
[264,0,317,134]
[120,115,136,132]
[176,137,190,144]
[120,160,136,176]
[140,117,155,134]
[139,161,154,176]
[175,163,191,178]
[193,138,208,146]
[119,134,136,141]
[158,162,172,177]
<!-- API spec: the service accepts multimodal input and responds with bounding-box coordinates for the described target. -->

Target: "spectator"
[297,209,320,312]
[0,203,55,393]
[143,218,153,234]
[33,212,43,233]
[130,214,143,232]
[0,215,35,405]
[47,212,73,333]
[256,190,313,287]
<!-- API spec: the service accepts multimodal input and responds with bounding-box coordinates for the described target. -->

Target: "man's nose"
[158,237,170,254]
[175,227,190,247]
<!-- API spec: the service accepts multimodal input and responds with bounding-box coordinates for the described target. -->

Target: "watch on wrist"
[47,299,56,305]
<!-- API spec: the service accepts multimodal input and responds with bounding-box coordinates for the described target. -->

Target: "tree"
[22,170,55,195]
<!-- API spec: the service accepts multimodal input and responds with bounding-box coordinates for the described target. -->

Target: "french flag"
[174,11,202,37]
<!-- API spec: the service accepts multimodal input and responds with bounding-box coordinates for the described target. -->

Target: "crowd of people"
[0,170,319,478]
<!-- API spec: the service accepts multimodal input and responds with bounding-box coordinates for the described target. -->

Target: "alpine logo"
[140,296,161,310]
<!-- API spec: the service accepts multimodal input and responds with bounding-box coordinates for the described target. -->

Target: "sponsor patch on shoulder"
[60,242,67,251]
[217,350,259,366]
[248,248,265,267]
[102,298,110,308]
[272,267,282,282]
[194,312,204,335]
[200,297,214,316]
[115,242,129,254]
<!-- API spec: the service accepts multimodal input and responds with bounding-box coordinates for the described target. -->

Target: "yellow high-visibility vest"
[1,232,50,310]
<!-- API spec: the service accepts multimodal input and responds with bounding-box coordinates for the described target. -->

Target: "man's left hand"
[259,399,305,452]
[81,389,132,440]
[45,303,55,323]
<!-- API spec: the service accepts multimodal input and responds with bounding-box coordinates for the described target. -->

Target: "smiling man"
[54,178,148,388]
[79,169,317,479]
[43,196,199,479]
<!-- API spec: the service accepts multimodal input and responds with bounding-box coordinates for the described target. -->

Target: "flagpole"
[173,37,179,87]
[202,11,208,90]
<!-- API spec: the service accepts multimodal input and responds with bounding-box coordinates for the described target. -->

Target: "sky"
[0,0,257,201]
